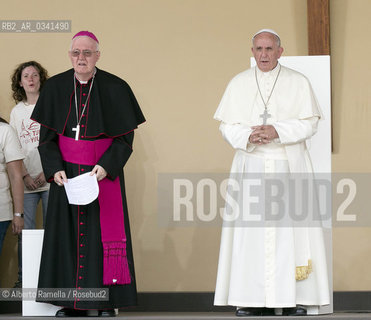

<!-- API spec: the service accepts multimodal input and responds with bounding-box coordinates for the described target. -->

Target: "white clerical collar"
[75,68,97,85]
[256,62,281,79]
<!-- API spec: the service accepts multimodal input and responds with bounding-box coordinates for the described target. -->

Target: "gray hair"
[70,36,100,51]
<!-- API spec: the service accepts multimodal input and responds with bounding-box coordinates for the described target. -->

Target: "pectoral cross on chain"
[72,124,80,141]
[260,109,271,125]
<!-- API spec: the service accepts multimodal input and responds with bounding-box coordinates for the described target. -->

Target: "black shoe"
[55,308,88,317]
[236,307,263,316]
[261,308,275,316]
[282,306,307,316]
[236,307,274,316]
[98,309,116,317]
[13,280,22,288]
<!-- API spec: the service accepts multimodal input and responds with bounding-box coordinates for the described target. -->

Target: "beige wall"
[0,0,369,292]
[330,0,371,290]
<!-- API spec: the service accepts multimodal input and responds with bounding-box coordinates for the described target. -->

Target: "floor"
[1,312,371,319]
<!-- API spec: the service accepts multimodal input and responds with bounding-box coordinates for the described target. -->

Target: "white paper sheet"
[63,171,99,205]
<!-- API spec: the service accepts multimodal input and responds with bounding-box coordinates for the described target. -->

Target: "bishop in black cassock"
[31,31,145,317]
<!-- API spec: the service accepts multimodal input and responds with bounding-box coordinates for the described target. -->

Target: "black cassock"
[31,68,145,310]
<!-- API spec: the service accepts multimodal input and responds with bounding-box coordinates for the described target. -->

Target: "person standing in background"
[10,61,49,288]
[0,116,24,262]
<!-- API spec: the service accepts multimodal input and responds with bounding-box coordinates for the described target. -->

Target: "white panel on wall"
[251,56,333,315]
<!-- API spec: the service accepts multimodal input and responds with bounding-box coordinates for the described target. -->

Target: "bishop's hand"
[91,165,107,181]
[54,170,67,186]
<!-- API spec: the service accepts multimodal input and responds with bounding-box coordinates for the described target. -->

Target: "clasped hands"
[24,172,46,190]
[54,165,107,186]
[249,125,278,145]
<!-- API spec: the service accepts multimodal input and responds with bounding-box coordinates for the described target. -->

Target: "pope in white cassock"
[213,29,330,317]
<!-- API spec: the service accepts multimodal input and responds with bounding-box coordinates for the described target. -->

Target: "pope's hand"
[250,125,278,144]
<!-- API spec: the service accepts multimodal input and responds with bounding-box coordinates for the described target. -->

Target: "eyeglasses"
[70,50,98,58]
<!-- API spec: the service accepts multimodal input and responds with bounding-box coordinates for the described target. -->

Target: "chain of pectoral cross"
[255,64,281,125]
[72,71,96,140]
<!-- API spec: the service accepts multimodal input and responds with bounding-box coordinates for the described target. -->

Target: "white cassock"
[214,64,330,308]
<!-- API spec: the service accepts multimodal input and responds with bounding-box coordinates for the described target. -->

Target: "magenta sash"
[59,135,131,285]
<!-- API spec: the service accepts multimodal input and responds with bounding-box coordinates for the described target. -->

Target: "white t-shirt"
[0,122,25,221]
[10,101,49,193]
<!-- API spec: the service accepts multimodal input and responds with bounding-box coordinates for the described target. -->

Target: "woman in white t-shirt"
[0,117,24,255]
[10,61,49,287]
